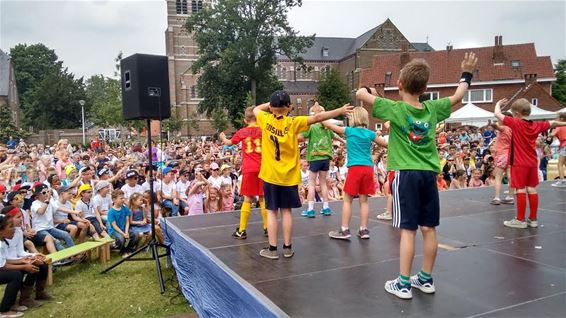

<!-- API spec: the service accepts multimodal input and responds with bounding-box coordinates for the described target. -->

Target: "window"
[190,86,196,99]
[191,0,203,13]
[511,60,521,68]
[296,66,311,80]
[419,91,439,102]
[176,0,188,14]
[531,98,538,106]
[462,89,493,103]
[275,65,287,80]
[322,47,329,57]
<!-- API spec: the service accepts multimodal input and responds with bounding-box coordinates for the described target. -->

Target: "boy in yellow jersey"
[254,90,353,259]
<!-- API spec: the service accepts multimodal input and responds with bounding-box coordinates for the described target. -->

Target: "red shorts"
[510,166,539,189]
[387,171,396,195]
[240,172,264,197]
[344,166,375,196]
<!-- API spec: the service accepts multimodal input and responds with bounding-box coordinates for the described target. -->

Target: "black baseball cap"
[126,170,139,179]
[270,90,291,108]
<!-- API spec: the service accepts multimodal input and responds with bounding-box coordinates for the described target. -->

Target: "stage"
[164,182,566,318]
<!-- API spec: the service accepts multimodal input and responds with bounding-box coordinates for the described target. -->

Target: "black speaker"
[121,54,171,120]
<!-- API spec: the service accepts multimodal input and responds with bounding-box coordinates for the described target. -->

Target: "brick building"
[277,18,434,115]
[359,36,564,128]
[165,0,218,136]
[0,49,21,128]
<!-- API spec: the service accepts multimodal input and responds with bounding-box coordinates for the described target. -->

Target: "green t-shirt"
[372,97,451,172]
[302,123,334,161]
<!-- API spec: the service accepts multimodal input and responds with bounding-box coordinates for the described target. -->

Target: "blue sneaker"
[301,210,308,217]
[384,277,412,299]
[321,207,332,216]
[410,275,435,294]
[306,209,316,218]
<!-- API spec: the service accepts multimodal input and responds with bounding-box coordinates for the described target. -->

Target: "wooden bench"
[45,236,114,285]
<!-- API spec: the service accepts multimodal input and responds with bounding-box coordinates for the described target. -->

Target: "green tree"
[316,67,351,110]
[85,75,123,127]
[552,59,566,105]
[24,68,86,130]
[211,108,228,133]
[162,109,183,135]
[0,106,29,142]
[185,0,313,125]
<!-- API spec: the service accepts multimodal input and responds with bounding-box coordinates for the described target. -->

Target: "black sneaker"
[328,229,351,240]
[358,228,370,239]
[232,228,247,239]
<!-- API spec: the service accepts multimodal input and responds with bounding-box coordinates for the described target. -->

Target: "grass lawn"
[5,249,194,318]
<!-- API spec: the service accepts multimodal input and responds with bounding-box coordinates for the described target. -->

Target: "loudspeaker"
[121,54,171,120]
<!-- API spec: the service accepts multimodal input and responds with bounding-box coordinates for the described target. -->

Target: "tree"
[185,0,313,125]
[23,68,87,130]
[316,67,351,111]
[85,75,123,127]
[0,106,29,142]
[552,59,566,105]
[162,109,183,135]
[211,108,228,133]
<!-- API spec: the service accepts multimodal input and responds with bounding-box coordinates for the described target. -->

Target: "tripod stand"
[101,119,170,294]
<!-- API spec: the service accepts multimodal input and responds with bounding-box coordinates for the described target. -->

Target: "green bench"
[46,236,114,285]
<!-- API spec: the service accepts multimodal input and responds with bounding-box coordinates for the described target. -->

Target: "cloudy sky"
[1,0,564,79]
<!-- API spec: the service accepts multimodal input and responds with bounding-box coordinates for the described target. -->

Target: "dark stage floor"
[169,182,566,317]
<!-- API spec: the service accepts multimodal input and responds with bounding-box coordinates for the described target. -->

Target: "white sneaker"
[503,218,527,229]
[377,211,392,220]
[410,274,436,294]
[527,219,538,228]
[384,277,412,299]
[551,180,566,188]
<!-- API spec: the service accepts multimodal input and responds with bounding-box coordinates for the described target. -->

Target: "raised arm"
[448,52,478,106]
[355,87,377,106]
[549,120,566,128]
[307,104,354,125]
[218,132,233,146]
[321,121,346,135]
[494,98,507,122]
[374,136,388,148]
[253,102,270,117]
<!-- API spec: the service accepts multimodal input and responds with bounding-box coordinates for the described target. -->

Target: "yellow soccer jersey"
[256,111,309,186]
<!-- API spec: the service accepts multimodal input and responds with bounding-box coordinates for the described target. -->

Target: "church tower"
[165,0,216,136]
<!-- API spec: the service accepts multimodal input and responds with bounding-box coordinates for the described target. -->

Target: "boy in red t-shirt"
[495,98,566,228]
[551,112,566,188]
[219,106,266,239]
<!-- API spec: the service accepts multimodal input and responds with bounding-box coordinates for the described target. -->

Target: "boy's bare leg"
[400,229,416,277]
[494,167,504,199]
[319,170,329,202]
[267,209,278,247]
[281,208,293,246]
[341,193,353,229]
[420,226,438,274]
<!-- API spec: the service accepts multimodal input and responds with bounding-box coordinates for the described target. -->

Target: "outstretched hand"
[340,104,355,116]
[461,52,478,73]
[495,98,508,109]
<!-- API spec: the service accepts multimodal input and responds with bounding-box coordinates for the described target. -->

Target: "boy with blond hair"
[357,53,478,299]
[219,106,266,239]
[254,90,352,259]
[495,98,566,228]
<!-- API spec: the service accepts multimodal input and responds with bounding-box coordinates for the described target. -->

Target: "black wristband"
[459,72,473,86]
[362,86,372,94]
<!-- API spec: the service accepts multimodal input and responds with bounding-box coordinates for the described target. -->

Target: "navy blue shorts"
[263,181,302,211]
[309,159,330,172]
[55,221,78,231]
[390,170,439,230]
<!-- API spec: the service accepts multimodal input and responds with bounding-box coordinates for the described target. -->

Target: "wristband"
[459,72,473,86]
[362,86,372,94]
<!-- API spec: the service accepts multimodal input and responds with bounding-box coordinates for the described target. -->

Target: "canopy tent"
[444,103,495,127]
[528,104,558,120]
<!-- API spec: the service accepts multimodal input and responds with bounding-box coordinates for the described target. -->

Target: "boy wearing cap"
[74,184,105,240]
[51,185,81,240]
[219,164,234,188]
[159,167,179,216]
[30,185,67,252]
[253,90,353,259]
[219,106,266,239]
[121,170,143,200]
[207,162,222,189]
[92,181,112,224]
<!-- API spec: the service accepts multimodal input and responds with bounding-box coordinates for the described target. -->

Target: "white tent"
[444,103,495,126]
[528,104,557,120]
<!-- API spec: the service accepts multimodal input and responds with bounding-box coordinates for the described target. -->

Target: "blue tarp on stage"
[163,219,286,318]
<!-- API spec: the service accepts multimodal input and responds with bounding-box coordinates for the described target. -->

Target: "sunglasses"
[40,191,49,195]
[212,168,219,171]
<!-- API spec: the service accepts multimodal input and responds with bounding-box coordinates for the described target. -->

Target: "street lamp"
[79,99,86,146]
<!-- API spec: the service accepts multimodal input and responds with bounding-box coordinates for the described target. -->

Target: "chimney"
[524,73,537,85]
[492,35,505,64]
[400,42,410,68]
[374,83,385,97]
[446,44,453,51]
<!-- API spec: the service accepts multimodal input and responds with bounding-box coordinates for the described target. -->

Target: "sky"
[1,0,564,79]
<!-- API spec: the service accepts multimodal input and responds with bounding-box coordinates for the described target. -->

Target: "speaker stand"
[101,119,170,294]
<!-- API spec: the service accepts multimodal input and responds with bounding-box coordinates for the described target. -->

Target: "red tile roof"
[503,81,563,111]
[360,43,555,87]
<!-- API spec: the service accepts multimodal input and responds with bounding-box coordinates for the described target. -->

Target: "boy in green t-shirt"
[299,102,344,218]
[356,52,478,299]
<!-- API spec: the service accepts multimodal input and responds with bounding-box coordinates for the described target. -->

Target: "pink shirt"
[493,126,512,156]
[187,193,204,216]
